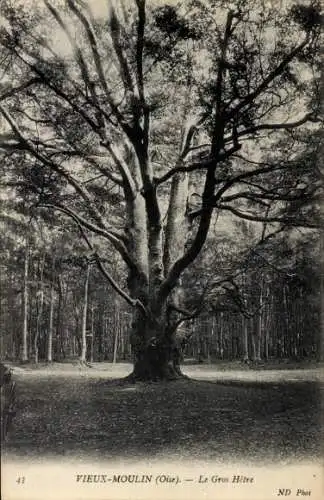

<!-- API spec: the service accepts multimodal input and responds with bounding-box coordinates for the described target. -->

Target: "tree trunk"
[112,301,119,364]
[128,309,185,381]
[264,296,270,361]
[219,312,224,359]
[21,240,29,362]
[7,271,17,360]
[56,276,66,359]
[34,254,45,364]
[254,286,263,362]
[318,230,324,361]
[283,284,290,358]
[47,277,55,363]
[242,315,249,362]
[80,263,90,363]
[90,304,94,363]
[251,316,257,362]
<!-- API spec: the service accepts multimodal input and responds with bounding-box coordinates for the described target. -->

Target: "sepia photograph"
[0,1,323,499]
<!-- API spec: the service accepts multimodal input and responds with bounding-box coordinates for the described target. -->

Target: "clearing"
[2,362,323,464]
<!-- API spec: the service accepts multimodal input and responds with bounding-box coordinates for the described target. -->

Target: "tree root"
[124,366,190,383]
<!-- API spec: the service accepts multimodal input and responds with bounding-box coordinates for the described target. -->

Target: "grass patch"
[2,365,323,464]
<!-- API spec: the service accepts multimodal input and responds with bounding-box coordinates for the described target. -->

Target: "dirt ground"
[2,362,323,465]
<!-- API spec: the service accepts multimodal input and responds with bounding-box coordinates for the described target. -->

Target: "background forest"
[0,205,321,365]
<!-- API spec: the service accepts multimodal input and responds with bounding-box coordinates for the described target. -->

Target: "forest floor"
[2,362,323,465]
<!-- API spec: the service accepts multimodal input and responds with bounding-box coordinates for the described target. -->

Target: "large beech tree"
[0,0,321,379]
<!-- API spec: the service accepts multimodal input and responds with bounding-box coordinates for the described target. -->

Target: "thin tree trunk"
[7,271,16,360]
[21,240,29,362]
[120,310,125,360]
[255,285,263,362]
[240,270,250,363]
[113,302,119,364]
[242,315,249,362]
[219,312,224,359]
[56,275,65,359]
[80,263,90,363]
[90,304,94,363]
[318,231,324,361]
[47,275,55,363]
[210,315,215,361]
[34,254,45,364]
[112,328,118,364]
[283,285,290,358]
[264,288,271,361]
[251,317,257,362]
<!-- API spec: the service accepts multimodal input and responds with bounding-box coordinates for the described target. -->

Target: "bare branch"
[86,160,124,187]
[215,204,320,229]
[40,203,126,243]
[101,140,136,197]
[38,201,141,276]
[188,157,317,219]
[109,5,136,96]
[214,10,235,119]
[66,0,133,137]
[43,203,147,316]
[11,47,101,132]
[226,113,316,143]
[213,163,288,202]
[44,0,100,109]
[155,144,241,186]
[134,0,150,152]
[0,78,41,102]
[220,186,319,204]
[94,253,147,316]
[135,0,145,104]
[0,106,135,251]
[227,37,310,121]
[179,114,208,160]
[157,12,237,304]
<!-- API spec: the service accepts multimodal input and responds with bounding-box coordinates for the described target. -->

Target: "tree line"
[0,215,321,364]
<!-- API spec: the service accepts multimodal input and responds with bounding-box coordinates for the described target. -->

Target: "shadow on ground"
[3,366,323,464]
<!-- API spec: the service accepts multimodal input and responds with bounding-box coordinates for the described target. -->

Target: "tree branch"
[215,10,235,119]
[226,113,316,143]
[220,186,318,204]
[135,0,150,152]
[39,202,141,280]
[93,252,147,316]
[0,78,41,102]
[109,5,136,97]
[157,11,236,305]
[66,0,133,137]
[213,163,288,203]
[227,37,310,121]
[40,202,126,243]
[215,204,320,229]
[155,144,241,186]
[43,203,147,316]
[0,106,140,265]
[179,114,208,161]
[135,0,145,104]
[44,0,102,115]
[100,140,136,197]
[13,48,102,132]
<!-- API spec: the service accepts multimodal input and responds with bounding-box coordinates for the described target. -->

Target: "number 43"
[16,476,26,484]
